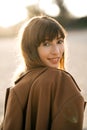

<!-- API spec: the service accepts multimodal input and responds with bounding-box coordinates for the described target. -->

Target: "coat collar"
[14,66,48,84]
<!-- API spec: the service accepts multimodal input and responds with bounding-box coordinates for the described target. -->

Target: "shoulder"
[11,67,80,91]
[40,67,73,79]
[34,67,81,92]
[43,68,83,99]
[38,67,73,81]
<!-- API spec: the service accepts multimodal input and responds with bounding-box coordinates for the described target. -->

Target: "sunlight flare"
[64,0,87,18]
[39,1,60,17]
[0,0,27,27]
[25,0,39,6]
[0,0,87,27]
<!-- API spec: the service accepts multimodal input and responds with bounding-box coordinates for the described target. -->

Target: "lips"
[48,57,60,64]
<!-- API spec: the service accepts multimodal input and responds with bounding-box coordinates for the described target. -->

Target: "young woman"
[1,16,85,130]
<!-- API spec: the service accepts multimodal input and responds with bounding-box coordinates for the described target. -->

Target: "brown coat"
[1,67,85,130]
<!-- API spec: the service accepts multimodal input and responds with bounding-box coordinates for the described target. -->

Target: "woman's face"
[38,37,64,68]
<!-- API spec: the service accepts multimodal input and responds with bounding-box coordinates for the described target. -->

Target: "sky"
[0,0,87,28]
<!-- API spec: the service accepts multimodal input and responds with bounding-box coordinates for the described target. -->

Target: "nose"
[51,45,60,55]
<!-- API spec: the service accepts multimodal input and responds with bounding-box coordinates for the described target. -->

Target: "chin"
[49,65,58,69]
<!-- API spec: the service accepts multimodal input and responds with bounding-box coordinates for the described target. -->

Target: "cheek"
[37,47,46,59]
[60,44,64,54]
[38,46,49,57]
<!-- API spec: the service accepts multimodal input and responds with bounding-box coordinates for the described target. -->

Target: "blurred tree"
[55,0,87,29]
[26,4,44,18]
[54,0,74,27]
[26,0,71,19]
[25,0,87,29]
[55,0,72,18]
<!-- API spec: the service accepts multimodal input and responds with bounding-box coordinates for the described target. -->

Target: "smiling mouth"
[48,57,60,64]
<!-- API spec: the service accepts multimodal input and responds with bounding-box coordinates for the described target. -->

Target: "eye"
[57,39,64,44]
[43,41,50,47]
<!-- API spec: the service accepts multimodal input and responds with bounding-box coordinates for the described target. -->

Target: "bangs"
[37,18,65,46]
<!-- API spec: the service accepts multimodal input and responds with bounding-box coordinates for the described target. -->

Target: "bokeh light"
[64,0,87,18]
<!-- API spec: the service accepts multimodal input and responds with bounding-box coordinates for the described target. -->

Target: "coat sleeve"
[2,88,23,130]
[51,95,84,130]
[51,71,85,130]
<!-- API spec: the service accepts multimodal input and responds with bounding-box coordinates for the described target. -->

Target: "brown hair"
[19,16,66,70]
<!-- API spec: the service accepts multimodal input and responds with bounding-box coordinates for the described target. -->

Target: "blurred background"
[0,0,87,129]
